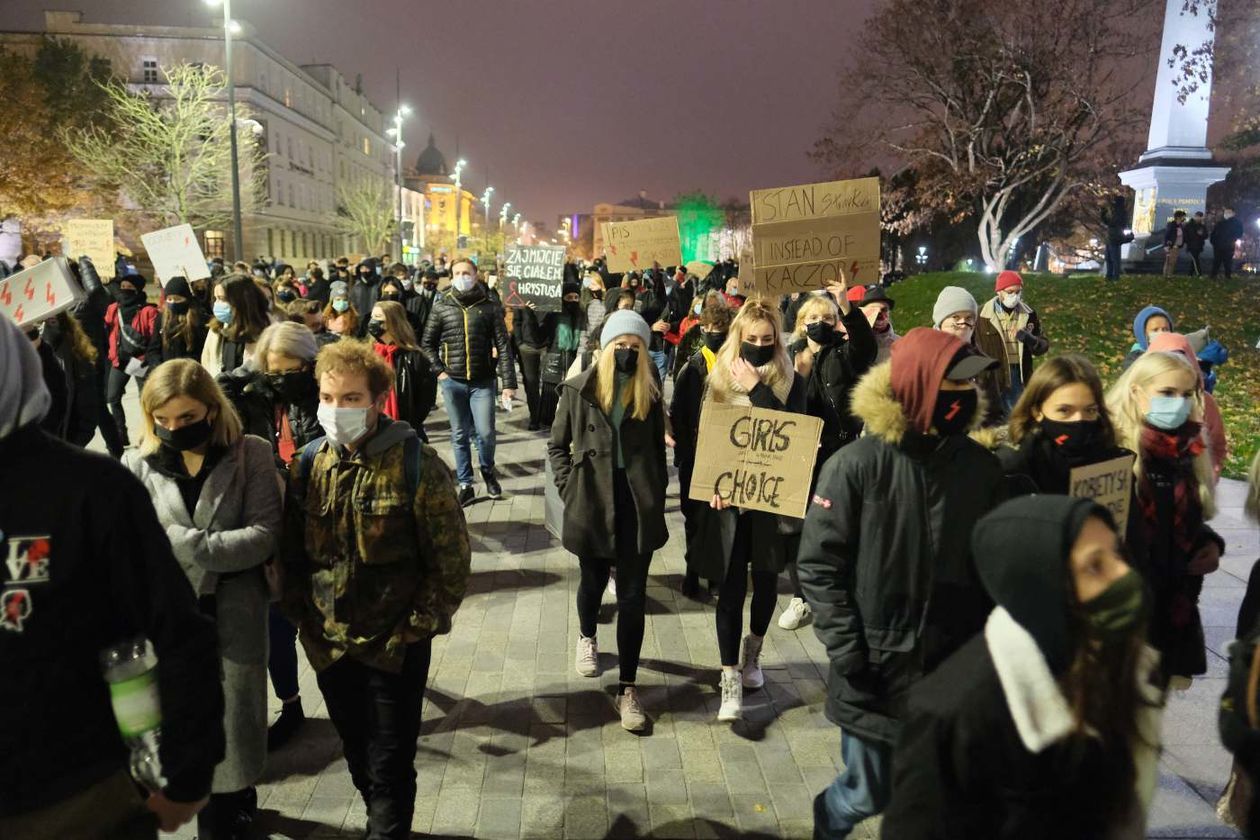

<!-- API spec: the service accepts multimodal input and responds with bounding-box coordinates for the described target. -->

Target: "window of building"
[267,228,275,256]
[284,87,292,108]
[141,57,159,84]
[203,230,225,260]
[301,232,308,254]
[287,183,294,207]
[286,137,293,160]
[275,177,285,205]
[362,137,370,157]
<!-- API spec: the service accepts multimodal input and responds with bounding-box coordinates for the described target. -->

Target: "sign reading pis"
[688,403,823,519]
[748,177,880,295]
[1069,454,1136,525]
[502,244,567,311]
[0,257,86,329]
[140,223,209,282]
[64,219,116,279]
[601,216,682,273]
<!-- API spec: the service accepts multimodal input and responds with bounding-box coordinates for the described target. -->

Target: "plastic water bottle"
[100,637,166,792]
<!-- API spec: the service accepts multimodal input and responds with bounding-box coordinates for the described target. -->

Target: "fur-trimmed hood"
[850,360,989,445]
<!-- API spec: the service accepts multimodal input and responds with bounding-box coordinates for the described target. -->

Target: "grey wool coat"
[124,434,280,793]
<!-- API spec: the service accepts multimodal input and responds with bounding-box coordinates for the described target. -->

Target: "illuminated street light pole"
[481,186,494,242]
[385,105,410,262]
[205,0,243,261]
[499,202,510,232]
[452,158,467,250]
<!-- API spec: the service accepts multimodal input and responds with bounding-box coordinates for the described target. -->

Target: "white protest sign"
[0,257,85,329]
[1069,454,1136,525]
[601,216,682,273]
[64,219,116,279]
[140,223,209,282]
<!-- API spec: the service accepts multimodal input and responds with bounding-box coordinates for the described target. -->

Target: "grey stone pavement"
[100,386,1254,839]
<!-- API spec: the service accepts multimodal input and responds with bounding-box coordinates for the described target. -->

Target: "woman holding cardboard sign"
[547,309,668,733]
[681,299,806,722]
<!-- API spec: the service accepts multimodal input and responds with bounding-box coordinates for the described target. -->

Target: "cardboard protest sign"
[748,177,880,296]
[601,216,682,273]
[64,219,116,279]
[0,257,85,329]
[140,223,209,282]
[501,244,567,311]
[1069,454,1136,525]
[688,403,823,519]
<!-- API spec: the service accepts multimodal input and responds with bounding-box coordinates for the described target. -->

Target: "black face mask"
[1040,418,1102,457]
[613,347,639,374]
[107,283,127,302]
[366,319,387,340]
[805,321,835,346]
[380,292,401,302]
[931,388,978,436]
[167,300,190,316]
[703,331,727,352]
[266,370,315,403]
[740,341,775,367]
[25,327,39,342]
[119,288,142,306]
[154,418,213,452]
[563,300,581,314]
[422,284,437,296]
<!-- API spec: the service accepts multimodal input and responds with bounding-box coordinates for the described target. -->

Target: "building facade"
[0,10,396,265]
[402,134,486,258]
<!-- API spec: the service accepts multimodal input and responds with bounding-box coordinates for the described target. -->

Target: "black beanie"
[120,271,146,289]
[163,276,192,298]
[971,495,1115,675]
[562,282,581,298]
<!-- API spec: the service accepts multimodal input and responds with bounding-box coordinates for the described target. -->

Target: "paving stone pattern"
[99,390,1251,840]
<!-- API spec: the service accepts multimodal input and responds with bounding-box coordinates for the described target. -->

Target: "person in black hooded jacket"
[880,495,1163,839]
[348,259,381,338]
[798,328,1005,838]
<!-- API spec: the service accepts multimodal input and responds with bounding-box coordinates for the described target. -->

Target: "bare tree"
[813,0,1154,270]
[336,179,396,256]
[62,63,265,230]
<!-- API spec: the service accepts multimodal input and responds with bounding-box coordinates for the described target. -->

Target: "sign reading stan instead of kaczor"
[748,177,880,296]
[688,402,823,520]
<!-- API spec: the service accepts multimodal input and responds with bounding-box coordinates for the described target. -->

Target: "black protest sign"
[688,403,823,519]
[502,244,567,311]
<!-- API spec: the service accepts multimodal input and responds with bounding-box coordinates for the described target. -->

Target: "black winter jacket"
[797,362,1004,744]
[69,256,110,361]
[794,306,879,460]
[349,263,381,338]
[548,366,669,560]
[997,431,1135,500]
[421,285,517,388]
[149,309,209,365]
[217,366,322,463]
[0,425,225,815]
[383,345,438,432]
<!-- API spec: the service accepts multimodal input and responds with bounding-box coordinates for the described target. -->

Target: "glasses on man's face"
[947,316,976,329]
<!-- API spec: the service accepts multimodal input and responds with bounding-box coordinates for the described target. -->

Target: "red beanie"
[846,285,866,303]
[889,328,968,434]
[995,270,1023,293]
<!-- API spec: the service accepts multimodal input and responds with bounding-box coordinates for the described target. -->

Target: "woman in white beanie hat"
[548,308,668,733]
[932,286,1006,426]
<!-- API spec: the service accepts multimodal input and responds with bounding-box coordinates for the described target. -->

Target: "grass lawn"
[880,271,1260,480]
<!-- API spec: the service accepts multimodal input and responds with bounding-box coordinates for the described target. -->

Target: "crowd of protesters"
[3,242,1259,840]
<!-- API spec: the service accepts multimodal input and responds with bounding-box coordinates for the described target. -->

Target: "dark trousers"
[1104,242,1122,280]
[316,640,432,840]
[1212,249,1236,278]
[268,603,300,701]
[1188,248,1203,276]
[538,381,561,428]
[95,358,125,455]
[105,365,142,448]
[715,516,778,666]
[575,468,651,683]
[784,533,805,598]
[516,344,543,425]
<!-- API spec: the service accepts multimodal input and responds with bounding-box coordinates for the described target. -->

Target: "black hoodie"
[348,260,381,337]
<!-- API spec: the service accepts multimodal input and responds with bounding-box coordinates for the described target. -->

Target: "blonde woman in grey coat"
[123,358,281,840]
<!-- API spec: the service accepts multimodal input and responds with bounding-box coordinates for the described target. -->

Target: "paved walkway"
[99,390,1252,839]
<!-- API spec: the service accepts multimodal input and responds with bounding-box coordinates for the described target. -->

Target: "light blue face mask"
[212,301,232,325]
[1145,395,1191,431]
[332,298,350,313]
[693,302,703,315]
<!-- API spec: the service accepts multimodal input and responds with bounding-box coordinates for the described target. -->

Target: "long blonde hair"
[706,299,793,403]
[139,358,242,455]
[1105,351,1215,519]
[1247,449,1260,524]
[792,294,839,342]
[594,338,658,421]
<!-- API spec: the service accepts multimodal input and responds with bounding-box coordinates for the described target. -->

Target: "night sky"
[3,0,877,224]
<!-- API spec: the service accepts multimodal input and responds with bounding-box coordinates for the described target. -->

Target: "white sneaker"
[618,686,647,732]
[606,570,617,598]
[777,597,813,630]
[740,634,765,690]
[576,636,599,677]
[717,670,743,721]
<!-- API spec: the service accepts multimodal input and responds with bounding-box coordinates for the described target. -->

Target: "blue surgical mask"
[693,302,703,315]
[453,275,475,293]
[1145,395,1192,431]
[212,301,232,325]
[332,298,350,313]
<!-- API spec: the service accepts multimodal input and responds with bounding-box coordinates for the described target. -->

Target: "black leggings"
[105,365,142,447]
[516,344,542,424]
[576,555,650,684]
[715,516,779,666]
[783,533,805,599]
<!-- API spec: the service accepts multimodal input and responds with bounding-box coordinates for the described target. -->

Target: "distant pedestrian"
[1211,208,1245,278]
[1122,304,1175,370]
[103,270,160,448]
[323,280,359,339]
[549,309,668,732]
[976,271,1050,412]
[855,285,898,363]
[1163,210,1187,277]
[1103,194,1129,281]
[1185,211,1208,276]
[202,274,274,377]
[932,285,1005,425]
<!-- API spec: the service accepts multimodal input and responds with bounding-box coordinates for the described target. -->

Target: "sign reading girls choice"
[689,403,823,519]
[748,177,881,295]
[1069,454,1136,525]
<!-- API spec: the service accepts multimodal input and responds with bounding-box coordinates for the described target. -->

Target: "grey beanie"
[600,309,651,349]
[329,280,349,298]
[932,286,979,329]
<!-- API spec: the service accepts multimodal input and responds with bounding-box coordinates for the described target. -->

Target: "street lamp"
[499,201,510,231]
[385,106,410,261]
[481,186,494,234]
[452,158,467,249]
[205,0,243,261]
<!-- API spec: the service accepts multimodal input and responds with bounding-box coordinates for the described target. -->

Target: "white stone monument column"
[1119,0,1229,261]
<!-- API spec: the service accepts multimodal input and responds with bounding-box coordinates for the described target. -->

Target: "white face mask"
[317,403,371,446]
[453,275,476,293]
[1000,292,1021,310]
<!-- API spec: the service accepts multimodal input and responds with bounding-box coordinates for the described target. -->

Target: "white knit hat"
[932,286,978,329]
[599,309,651,348]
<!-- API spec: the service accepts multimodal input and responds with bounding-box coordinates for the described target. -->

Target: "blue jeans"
[1001,363,1025,413]
[441,376,497,486]
[649,349,668,383]
[813,732,893,839]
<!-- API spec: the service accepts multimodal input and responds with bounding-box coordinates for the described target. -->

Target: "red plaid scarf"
[1138,422,1205,555]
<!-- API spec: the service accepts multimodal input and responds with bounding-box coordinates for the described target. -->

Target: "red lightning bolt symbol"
[13,304,24,323]
[0,283,11,306]
[1054,434,1069,446]
[46,282,56,306]
[630,251,640,267]
[850,260,861,279]
[944,400,962,421]
[23,278,34,300]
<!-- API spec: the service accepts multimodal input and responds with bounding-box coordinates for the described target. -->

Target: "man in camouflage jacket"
[281,340,469,839]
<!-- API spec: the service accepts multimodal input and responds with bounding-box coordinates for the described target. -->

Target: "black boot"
[267,697,306,752]
[682,569,701,600]
[196,788,256,840]
[482,468,503,500]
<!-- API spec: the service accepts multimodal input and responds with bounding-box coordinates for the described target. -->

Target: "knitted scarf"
[1137,422,1205,556]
